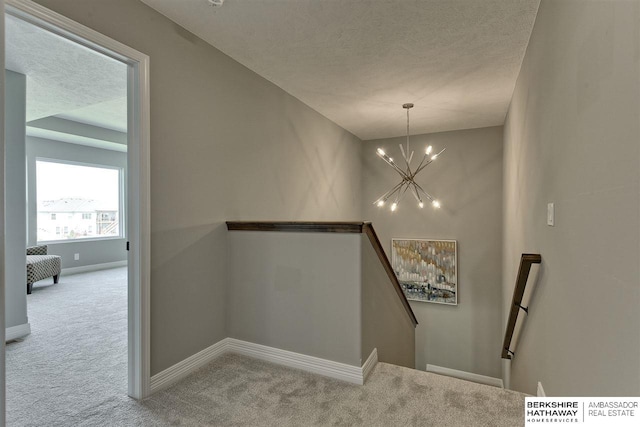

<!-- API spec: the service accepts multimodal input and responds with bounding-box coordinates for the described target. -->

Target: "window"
[36,160,123,242]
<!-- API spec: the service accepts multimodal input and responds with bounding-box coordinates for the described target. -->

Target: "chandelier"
[374,103,444,211]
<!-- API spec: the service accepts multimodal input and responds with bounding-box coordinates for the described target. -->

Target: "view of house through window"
[36,160,122,242]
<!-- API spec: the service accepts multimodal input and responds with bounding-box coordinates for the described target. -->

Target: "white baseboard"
[62,260,127,276]
[362,348,378,382]
[537,381,546,397]
[426,364,504,388]
[150,338,375,394]
[6,323,31,342]
[226,339,368,385]
[150,338,229,394]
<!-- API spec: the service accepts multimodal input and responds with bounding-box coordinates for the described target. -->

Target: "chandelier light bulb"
[418,202,424,209]
[391,202,398,212]
[377,148,385,156]
[377,200,385,207]
[426,145,433,155]
[432,200,441,208]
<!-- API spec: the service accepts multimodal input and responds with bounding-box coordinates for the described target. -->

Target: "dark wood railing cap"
[226,221,365,233]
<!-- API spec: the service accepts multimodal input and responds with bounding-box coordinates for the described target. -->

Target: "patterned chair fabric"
[26,245,61,294]
[27,245,48,256]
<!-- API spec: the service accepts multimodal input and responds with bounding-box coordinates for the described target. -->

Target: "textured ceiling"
[141,0,540,140]
[5,14,128,133]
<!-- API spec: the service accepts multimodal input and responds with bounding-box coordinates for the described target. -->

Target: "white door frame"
[4,0,151,402]
[1,1,6,424]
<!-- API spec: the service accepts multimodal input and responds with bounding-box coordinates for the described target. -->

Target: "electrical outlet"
[74,253,80,261]
[547,203,554,226]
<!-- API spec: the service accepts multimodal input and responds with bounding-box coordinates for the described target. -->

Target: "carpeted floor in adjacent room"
[6,267,526,426]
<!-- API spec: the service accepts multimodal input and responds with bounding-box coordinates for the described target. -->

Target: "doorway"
[2,0,150,423]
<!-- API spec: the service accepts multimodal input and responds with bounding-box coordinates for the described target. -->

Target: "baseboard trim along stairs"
[150,338,229,393]
[361,348,378,382]
[426,364,504,388]
[225,339,373,385]
[150,338,378,394]
[5,323,31,342]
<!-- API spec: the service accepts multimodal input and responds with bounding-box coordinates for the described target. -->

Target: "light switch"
[547,203,554,226]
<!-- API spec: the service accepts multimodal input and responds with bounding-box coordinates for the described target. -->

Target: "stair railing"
[226,221,418,327]
[501,253,541,359]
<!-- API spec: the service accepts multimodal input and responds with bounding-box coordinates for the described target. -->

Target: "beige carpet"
[137,354,526,427]
[6,267,129,426]
[6,268,526,426]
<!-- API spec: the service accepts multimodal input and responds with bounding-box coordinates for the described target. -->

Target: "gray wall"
[25,137,128,269]
[361,233,415,368]
[503,0,640,396]
[35,0,362,375]
[4,70,27,330]
[362,126,504,378]
[227,231,362,366]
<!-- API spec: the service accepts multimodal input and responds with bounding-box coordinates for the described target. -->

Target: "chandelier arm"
[373,181,405,205]
[393,182,405,204]
[388,182,407,210]
[377,150,411,178]
[381,157,411,179]
[414,149,444,176]
[413,181,435,202]
[414,147,444,176]
[413,159,433,177]
[395,181,411,205]
[413,153,430,176]
[432,147,446,158]
[389,185,404,201]
[399,144,412,173]
[410,182,423,204]
[399,144,409,163]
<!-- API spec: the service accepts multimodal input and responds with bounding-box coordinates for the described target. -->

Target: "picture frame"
[391,238,458,305]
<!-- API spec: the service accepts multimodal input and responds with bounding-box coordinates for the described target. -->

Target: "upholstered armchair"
[26,245,61,294]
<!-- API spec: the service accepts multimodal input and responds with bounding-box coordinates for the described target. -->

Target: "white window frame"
[35,158,125,244]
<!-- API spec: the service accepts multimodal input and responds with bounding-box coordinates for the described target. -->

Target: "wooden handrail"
[225,221,418,326]
[226,221,364,233]
[361,222,418,326]
[501,253,541,359]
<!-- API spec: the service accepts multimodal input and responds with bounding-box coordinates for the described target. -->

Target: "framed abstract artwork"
[391,239,458,305]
